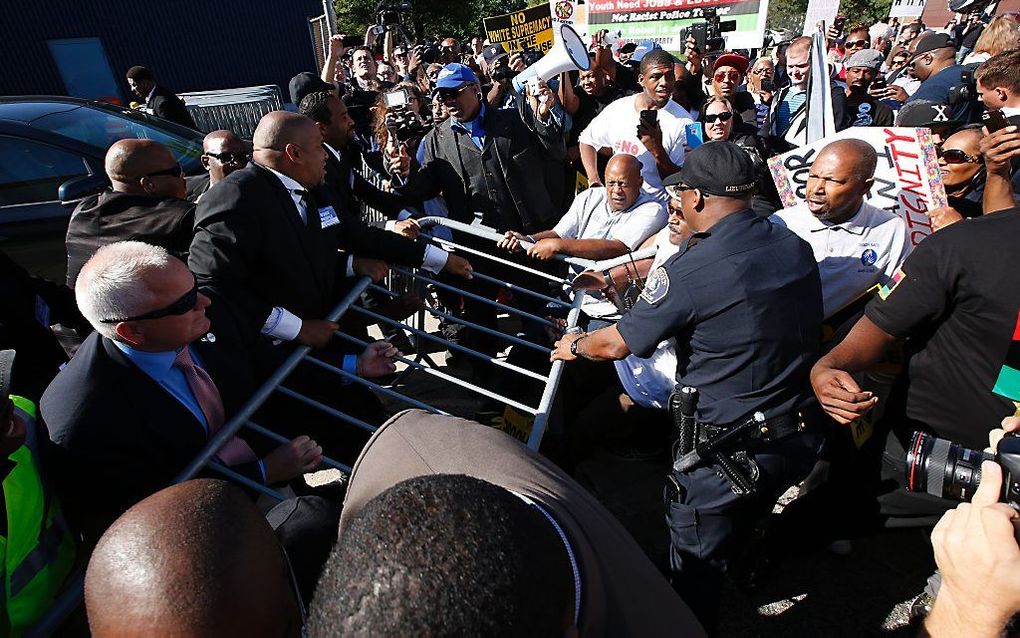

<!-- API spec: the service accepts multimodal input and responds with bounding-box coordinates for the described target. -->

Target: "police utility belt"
[668,385,806,497]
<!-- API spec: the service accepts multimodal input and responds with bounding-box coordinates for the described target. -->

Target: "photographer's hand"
[926,461,1020,637]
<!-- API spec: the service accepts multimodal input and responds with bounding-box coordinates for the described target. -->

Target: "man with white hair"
[40,242,389,545]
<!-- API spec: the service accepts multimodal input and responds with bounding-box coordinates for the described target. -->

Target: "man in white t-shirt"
[578,49,693,203]
[499,154,666,323]
[770,139,911,319]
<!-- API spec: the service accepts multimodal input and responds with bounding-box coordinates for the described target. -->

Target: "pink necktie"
[173,346,258,466]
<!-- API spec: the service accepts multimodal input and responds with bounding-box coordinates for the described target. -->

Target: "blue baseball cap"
[630,40,662,63]
[434,63,479,93]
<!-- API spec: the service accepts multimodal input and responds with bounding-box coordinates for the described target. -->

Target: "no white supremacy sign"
[768,127,948,246]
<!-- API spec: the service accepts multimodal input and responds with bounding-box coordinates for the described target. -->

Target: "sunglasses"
[713,71,742,83]
[845,39,869,48]
[665,183,694,200]
[704,111,734,124]
[101,276,199,323]
[937,147,980,164]
[437,85,472,100]
[142,163,183,179]
[204,151,250,165]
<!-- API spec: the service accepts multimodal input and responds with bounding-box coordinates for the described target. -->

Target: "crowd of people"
[3,7,1020,637]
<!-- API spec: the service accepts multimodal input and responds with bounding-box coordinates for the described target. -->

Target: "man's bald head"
[201,130,250,184]
[252,111,327,188]
[105,139,185,199]
[816,139,878,180]
[85,479,302,638]
[604,154,644,211]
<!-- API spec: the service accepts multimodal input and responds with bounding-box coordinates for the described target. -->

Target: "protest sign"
[768,127,948,247]
[586,0,769,52]
[484,6,555,54]
[550,0,588,40]
[889,0,927,18]
[802,0,839,36]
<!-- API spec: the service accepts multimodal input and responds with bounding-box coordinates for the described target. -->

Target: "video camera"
[383,87,431,143]
[680,7,736,56]
[906,430,1020,506]
[376,0,411,29]
[948,69,977,106]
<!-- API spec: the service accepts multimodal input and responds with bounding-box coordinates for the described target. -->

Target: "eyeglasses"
[204,151,250,165]
[100,276,199,323]
[845,39,869,49]
[141,163,183,179]
[751,68,772,75]
[713,71,742,83]
[704,111,734,124]
[937,147,980,164]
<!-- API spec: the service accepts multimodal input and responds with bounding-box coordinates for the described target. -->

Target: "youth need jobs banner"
[768,127,949,247]
[484,6,556,54]
[586,0,769,52]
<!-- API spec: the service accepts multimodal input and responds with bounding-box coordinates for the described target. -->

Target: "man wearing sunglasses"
[186,130,251,203]
[903,32,979,125]
[709,54,756,125]
[41,242,346,546]
[65,138,195,290]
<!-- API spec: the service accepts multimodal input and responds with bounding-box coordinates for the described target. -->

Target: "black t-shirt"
[571,85,625,144]
[846,95,895,127]
[865,208,1020,449]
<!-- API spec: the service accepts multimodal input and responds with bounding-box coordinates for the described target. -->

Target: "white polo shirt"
[770,201,912,319]
[557,188,667,319]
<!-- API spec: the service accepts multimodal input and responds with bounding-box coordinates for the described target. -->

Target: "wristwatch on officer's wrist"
[569,334,586,357]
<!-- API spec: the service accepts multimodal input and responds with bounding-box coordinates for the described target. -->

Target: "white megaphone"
[512,24,591,96]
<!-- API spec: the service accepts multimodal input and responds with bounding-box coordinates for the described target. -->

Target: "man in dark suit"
[42,242,328,546]
[0,249,87,400]
[298,90,475,270]
[126,65,197,129]
[65,139,195,289]
[185,130,251,203]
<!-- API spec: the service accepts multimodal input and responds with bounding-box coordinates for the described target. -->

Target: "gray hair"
[75,241,173,340]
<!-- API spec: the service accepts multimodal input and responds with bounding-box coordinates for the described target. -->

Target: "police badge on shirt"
[640,267,670,305]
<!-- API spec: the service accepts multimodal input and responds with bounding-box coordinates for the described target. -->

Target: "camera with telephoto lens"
[679,6,736,55]
[490,54,514,82]
[948,69,977,105]
[383,88,431,143]
[905,430,1020,506]
[376,0,411,30]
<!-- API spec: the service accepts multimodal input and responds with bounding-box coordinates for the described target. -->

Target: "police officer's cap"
[663,141,756,199]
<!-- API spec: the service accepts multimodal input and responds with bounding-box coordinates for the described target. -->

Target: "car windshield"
[26,104,203,172]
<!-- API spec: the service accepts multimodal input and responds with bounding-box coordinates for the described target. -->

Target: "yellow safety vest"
[1,396,77,636]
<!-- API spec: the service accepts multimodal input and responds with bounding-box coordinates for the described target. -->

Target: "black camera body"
[680,6,736,55]
[906,431,1020,506]
[948,69,977,105]
[490,55,514,82]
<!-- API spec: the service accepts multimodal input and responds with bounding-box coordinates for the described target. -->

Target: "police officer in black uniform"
[552,141,825,629]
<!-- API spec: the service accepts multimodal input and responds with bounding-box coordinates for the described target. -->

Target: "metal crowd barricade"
[29,219,656,634]
[179,85,285,138]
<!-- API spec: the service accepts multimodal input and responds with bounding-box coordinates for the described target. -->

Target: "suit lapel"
[101,338,207,446]
[251,165,329,291]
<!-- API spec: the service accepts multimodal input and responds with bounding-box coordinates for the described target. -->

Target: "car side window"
[0,137,88,206]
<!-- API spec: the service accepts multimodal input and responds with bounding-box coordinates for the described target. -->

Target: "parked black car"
[0,96,204,280]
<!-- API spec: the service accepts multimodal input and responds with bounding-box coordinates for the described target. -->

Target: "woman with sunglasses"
[699,97,781,215]
[930,127,986,230]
